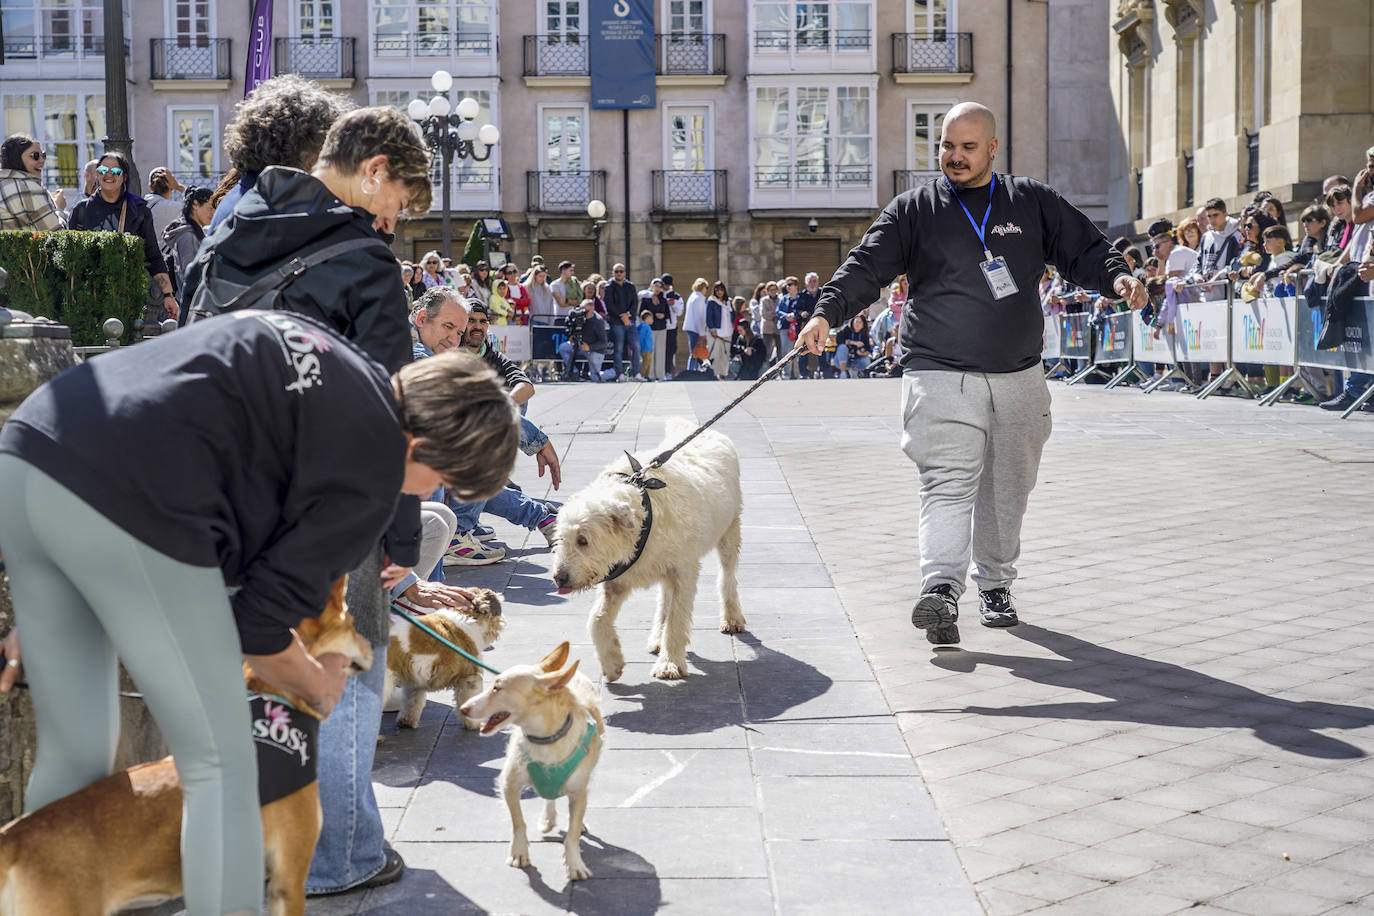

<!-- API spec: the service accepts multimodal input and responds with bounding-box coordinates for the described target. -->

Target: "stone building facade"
[3,0,1113,286]
[1106,0,1374,237]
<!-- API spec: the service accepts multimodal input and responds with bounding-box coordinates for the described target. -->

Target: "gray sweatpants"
[0,454,263,916]
[900,364,1053,598]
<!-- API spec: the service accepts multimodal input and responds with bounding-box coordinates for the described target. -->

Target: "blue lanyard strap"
[947,173,996,260]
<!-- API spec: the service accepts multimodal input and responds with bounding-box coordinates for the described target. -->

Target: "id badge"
[980,256,1019,300]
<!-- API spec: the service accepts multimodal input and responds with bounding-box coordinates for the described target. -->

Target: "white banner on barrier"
[488,324,532,361]
[1042,315,1061,359]
[1230,296,1298,366]
[1132,311,1178,364]
[1175,301,1230,363]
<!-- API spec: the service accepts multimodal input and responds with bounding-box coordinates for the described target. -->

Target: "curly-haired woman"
[208,74,351,232]
[0,133,67,230]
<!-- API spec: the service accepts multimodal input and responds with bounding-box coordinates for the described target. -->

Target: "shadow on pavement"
[917,624,1374,759]
[570,832,662,914]
[339,866,489,914]
[605,632,832,735]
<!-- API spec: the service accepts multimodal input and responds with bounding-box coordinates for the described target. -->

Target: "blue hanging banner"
[590,0,656,110]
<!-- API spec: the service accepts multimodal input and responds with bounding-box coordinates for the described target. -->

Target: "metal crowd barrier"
[1040,281,1374,420]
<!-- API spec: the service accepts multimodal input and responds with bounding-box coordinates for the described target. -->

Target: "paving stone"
[767,839,981,915]
[758,775,946,840]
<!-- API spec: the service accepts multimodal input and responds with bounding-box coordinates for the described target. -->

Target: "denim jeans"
[452,484,550,533]
[306,639,388,894]
[686,330,700,370]
[1345,372,1373,399]
[610,321,640,377]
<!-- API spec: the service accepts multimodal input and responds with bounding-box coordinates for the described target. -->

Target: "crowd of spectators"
[1041,145,1374,409]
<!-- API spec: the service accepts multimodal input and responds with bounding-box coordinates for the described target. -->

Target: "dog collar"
[600,452,666,585]
[521,714,601,800]
[524,712,574,745]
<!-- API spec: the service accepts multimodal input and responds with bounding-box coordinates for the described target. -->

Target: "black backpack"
[184,237,393,325]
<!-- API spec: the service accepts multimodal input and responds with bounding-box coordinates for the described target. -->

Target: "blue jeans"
[1345,373,1373,399]
[306,639,388,894]
[686,330,700,370]
[610,321,640,377]
[452,484,550,533]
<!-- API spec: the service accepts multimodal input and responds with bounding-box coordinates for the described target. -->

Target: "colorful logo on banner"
[1182,318,1203,350]
[590,0,656,109]
[1065,320,1085,349]
[244,0,274,97]
[1243,315,1265,351]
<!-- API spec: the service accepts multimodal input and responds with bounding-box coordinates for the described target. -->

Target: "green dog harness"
[521,714,601,800]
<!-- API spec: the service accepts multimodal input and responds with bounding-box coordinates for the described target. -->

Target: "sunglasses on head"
[96,165,124,177]
[1301,216,1321,223]
[26,150,46,161]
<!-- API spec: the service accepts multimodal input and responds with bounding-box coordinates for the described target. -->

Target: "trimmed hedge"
[0,230,148,346]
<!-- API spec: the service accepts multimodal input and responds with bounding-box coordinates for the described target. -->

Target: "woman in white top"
[683,277,709,370]
[707,282,733,377]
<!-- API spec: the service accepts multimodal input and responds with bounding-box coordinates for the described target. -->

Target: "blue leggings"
[0,455,262,915]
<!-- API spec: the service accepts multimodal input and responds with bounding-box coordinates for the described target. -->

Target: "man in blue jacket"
[799,102,1146,645]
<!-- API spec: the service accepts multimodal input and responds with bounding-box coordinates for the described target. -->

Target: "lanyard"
[947,173,996,260]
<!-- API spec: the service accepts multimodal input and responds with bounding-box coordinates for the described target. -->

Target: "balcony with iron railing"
[523,35,588,78]
[1183,151,1194,208]
[527,171,607,213]
[150,38,231,81]
[655,33,725,77]
[275,37,355,81]
[749,25,874,73]
[891,31,973,81]
[1244,130,1259,193]
[426,162,501,212]
[370,30,496,75]
[893,170,941,197]
[751,163,875,210]
[1,35,129,75]
[651,170,728,215]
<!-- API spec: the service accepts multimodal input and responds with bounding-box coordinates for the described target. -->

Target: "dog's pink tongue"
[556,587,573,595]
[481,712,509,735]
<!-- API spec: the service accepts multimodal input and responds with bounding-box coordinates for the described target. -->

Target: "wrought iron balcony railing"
[527,170,607,212]
[373,32,494,57]
[655,33,725,75]
[752,29,871,53]
[523,35,588,76]
[1245,130,1259,193]
[893,169,941,197]
[891,31,973,74]
[753,164,873,189]
[275,37,355,79]
[2,35,128,59]
[652,170,727,214]
[150,37,231,79]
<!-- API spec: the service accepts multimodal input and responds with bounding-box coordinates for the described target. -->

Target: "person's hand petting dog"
[400,579,475,611]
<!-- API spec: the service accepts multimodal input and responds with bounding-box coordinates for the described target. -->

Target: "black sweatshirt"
[0,311,406,655]
[815,174,1130,373]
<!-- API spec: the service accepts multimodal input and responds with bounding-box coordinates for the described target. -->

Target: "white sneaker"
[536,508,558,547]
[443,530,506,566]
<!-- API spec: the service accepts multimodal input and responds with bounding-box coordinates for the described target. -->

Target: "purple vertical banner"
[244,0,274,97]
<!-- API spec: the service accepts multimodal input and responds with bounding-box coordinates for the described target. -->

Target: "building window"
[910,0,951,33]
[753,0,872,53]
[168,107,217,182]
[752,83,872,190]
[296,0,336,38]
[2,91,105,187]
[169,0,212,42]
[665,0,705,36]
[373,0,494,57]
[2,0,117,56]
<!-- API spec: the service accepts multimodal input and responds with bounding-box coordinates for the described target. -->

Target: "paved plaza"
[301,375,1374,915]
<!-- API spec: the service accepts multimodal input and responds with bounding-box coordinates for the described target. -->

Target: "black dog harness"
[599,452,666,584]
[250,692,319,805]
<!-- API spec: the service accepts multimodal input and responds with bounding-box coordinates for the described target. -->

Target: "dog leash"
[644,341,807,473]
[390,604,502,675]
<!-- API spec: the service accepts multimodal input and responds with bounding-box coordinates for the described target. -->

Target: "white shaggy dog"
[552,419,745,681]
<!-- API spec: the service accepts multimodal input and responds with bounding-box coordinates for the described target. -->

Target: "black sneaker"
[1320,392,1357,411]
[979,588,1020,628]
[911,585,960,645]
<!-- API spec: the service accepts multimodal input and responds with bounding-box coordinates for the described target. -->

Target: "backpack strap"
[215,237,394,314]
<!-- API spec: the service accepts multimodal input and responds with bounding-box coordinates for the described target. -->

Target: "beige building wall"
[1107,0,1374,238]
[4,0,1105,289]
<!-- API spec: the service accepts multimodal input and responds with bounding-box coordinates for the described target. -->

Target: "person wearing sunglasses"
[69,151,179,320]
[0,133,68,231]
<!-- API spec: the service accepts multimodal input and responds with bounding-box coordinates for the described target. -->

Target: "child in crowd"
[638,309,654,379]
[487,278,512,324]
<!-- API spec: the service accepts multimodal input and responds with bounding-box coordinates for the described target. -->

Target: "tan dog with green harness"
[459,642,605,881]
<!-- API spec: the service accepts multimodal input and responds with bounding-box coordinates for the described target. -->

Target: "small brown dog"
[384,588,505,730]
[0,578,371,916]
[459,642,605,881]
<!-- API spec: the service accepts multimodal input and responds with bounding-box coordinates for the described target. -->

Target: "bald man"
[799,102,1146,645]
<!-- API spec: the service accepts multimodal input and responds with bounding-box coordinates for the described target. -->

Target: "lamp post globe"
[587,199,606,220]
[478,124,501,146]
[431,69,453,92]
[455,96,480,121]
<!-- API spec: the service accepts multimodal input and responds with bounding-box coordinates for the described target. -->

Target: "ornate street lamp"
[408,69,501,259]
[587,198,607,275]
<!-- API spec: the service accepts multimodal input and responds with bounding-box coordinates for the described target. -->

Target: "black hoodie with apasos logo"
[815,174,1131,374]
[0,311,406,655]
